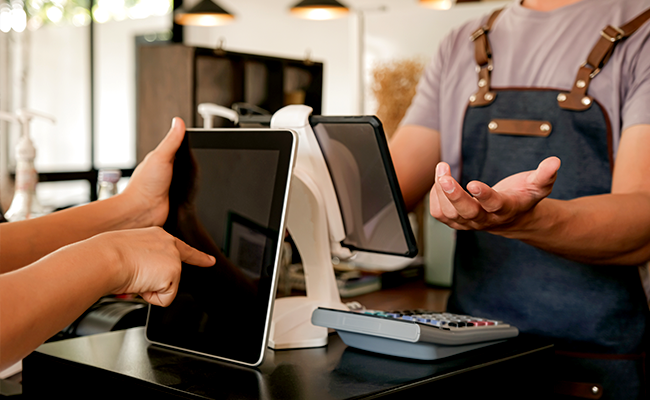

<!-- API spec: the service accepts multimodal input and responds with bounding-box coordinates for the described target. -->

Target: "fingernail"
[436,163,448,177]
[171,117,178,128]
[440,177,454,194]
[468,184,481,197]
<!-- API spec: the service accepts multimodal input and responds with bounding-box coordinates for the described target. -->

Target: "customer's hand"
[430,156,561,232]
[121,117,186,228]
[92,226,215,307]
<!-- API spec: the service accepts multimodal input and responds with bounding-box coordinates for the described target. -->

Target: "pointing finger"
[175,238,216,267]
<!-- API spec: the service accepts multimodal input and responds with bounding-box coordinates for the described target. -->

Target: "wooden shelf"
[136,44,323,163]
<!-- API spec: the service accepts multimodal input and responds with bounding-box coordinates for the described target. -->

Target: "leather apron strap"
[559,7,650,110]
[468,7,650,110]
[468,9,502,107]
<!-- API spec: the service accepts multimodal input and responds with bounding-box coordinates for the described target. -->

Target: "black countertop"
[22,327,554,399]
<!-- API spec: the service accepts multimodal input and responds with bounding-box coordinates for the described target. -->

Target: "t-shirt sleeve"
[621,27,650,131]
[399,36,450,132]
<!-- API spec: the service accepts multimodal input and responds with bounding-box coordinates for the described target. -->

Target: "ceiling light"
[175,0,234,26]
[420,0,456,11]
[290,0,349,20]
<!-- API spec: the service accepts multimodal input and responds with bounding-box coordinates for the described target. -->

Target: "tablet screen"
[310,116,417,257]
[145,128,296,367]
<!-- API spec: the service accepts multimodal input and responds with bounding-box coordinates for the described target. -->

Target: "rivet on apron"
[484,93,494,101]
[488,121,498,130]
[576,79,587,88]
[469,94,477,102]
[557,93,567,102]
[540,123,551,132]
[582,97,592,106]
[478,79,487,88]
[591,386,600,395]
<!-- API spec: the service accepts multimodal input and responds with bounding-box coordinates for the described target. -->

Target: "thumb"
[154,117,186,162]
[528,156,561,188]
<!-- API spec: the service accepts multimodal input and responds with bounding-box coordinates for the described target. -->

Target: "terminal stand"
[268,105,349,349]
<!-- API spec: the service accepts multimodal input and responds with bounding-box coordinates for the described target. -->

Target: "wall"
[11,0,509,209]
[184,0,508,115]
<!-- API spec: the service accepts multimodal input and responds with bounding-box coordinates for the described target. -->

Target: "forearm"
[389,125,441,211]
[0,193,151,273]
[0,238,120,370]
[498,193,650,265]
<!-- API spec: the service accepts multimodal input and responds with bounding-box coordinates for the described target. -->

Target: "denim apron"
[446,9,650,399]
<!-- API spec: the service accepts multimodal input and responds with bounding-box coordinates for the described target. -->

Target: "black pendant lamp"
[175,0,235,26]
[290,0,350,20]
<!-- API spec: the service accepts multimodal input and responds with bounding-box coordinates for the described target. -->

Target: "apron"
[446,8,650,399]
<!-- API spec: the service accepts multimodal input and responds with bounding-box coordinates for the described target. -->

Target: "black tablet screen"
[145,129,295,366]
[310,117,417,257]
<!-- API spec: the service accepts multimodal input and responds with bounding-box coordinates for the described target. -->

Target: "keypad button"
[365,309,510,332]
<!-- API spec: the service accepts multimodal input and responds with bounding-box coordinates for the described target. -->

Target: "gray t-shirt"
[401,0,650,180]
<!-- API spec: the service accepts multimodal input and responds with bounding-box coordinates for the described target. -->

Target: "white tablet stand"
[267,105,350,349]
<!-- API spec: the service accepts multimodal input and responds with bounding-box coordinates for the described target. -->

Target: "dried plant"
[370,58,425,140]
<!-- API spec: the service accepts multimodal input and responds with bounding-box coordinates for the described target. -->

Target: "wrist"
[84,232,130,294]
[55,234,125,296]
[110,191,156,229]
[490,199,554,240]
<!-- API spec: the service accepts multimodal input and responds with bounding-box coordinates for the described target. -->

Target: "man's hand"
[121,117,186,227]
[430,156,561,232]
[91,227,215,307]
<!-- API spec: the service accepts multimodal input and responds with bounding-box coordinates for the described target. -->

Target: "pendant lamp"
[175,0,235,26]
[290,0,349,20]
[419,0,456,10]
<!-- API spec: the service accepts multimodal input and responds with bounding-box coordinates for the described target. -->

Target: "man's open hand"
[430,156,561,232]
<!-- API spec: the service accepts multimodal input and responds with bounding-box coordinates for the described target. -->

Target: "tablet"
[309,116,418,258]
[145,128,297,367]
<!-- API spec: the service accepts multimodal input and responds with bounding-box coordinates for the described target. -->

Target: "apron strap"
[558,7,650,111]
[468,9,503,107]
[468,7,650,110]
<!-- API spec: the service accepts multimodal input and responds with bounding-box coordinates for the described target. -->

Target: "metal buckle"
[600,26,625,42]
[579,61,601,79]
[470,25,488,41]
[589,67,602,79]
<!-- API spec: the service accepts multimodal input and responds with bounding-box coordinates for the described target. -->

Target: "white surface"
[271,105,346,247]
[0,360,21,379]
[345,251,415,271]
[269,105,348,349]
